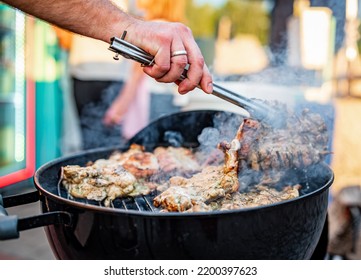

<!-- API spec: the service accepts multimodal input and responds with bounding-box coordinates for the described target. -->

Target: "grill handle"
[0,194,18,240]
[0,192,72,241]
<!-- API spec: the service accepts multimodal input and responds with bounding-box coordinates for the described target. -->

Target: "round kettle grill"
[0,110,333,259]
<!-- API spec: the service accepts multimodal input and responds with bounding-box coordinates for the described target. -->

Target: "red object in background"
[0,80,36,188]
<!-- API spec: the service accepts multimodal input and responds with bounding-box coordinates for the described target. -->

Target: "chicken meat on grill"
[153,102,329,212]
[153,135,241,212]
[230,102,329,171]
[153,166,224,212]
[108,144,159,178]
[61,164,136,207]
[61,145,203,206]
[209,184,301,211]
[153,146,201,177]
[61,101,329,212]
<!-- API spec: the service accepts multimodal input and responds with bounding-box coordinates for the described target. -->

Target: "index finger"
[178,30,213,94]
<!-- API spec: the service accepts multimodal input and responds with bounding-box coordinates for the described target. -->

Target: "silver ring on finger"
[171,50,187,57]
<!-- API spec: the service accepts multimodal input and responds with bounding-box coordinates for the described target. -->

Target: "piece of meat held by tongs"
[108,32,279,126]
[217,119,256,191]
[221,104,330,172]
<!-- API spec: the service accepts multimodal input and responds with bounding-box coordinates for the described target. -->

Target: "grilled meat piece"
[153,166,229,212]
[217,138,242,193]
[61,144,160,206]
[153,146,201,177]
[127,180,158,197]
[154,133,242,213]
[209,184,301,211]
[61,164,136,206]
[227,102,329,171]
[109,144,159,178]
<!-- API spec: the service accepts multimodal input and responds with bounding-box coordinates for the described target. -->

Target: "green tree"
[185,0,219,38]
[220,0,269,45]
[186,0,270,45]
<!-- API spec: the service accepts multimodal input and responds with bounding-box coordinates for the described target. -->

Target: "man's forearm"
[2,0,136,42]
[2,0,213,94]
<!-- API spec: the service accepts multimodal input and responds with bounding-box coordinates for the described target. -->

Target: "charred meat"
[228,102,329,171]
[61,102,329,212]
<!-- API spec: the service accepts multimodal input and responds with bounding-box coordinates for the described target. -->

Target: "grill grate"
[57,177,159,212]
[110,193,160,212]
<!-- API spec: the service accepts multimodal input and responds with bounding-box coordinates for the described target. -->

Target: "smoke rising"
[80,82,126,150]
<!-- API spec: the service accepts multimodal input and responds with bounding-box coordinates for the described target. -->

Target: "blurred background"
[1,0,361,259]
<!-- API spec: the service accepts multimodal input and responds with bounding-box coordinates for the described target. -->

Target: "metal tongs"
[108,32,277,123]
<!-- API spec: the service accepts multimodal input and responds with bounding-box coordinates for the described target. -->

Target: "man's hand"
[126,20,213,95]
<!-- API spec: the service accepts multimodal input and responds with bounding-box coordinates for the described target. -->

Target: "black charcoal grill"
[0,110,333,259]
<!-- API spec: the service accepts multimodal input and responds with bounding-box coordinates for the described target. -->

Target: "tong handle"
[108,35,273,121]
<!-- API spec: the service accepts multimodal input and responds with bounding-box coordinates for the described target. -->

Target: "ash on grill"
[61,101,330,212]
